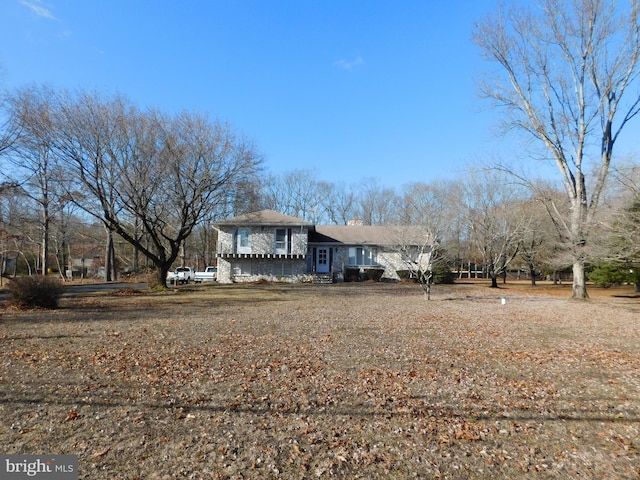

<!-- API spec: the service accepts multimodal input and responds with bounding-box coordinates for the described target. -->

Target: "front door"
[316,247,330,273]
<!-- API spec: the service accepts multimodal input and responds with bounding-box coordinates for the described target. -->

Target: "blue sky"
[2,1,635,188]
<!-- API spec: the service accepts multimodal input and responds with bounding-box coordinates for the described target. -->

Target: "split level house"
[214,210,431,284]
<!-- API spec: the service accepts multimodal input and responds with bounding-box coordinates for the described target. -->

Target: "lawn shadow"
[2,390,638,425]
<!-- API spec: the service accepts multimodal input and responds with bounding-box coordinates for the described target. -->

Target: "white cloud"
[334,55,365,71]
[20,0,58,20]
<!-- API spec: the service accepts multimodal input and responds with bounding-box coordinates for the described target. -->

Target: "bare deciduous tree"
[51,90,262,287]
[359,178,400,226]
[0,183,36,280]
[0,93,21,158]
[462,169,527,288]
[515,194,558,286]
[260,169,328,224]
[4,86,67,276]
[474,0,640,298]
[395,182,454,299]
[323,181,359,225]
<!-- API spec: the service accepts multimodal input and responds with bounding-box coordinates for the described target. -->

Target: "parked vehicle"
[167,266,195,284]
[194,266,217,283]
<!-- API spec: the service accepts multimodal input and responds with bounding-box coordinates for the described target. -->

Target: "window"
[318,248,327,265]
[233,261,252,275]
[274,261,294,276]
[348,247,378,266]
[235,228,251,254]
[275,228,291,254]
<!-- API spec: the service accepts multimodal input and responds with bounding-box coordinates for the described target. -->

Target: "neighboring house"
[214,209,431,284]
[68,254,102,279]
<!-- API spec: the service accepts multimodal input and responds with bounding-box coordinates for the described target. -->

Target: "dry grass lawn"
[1,281,639,479]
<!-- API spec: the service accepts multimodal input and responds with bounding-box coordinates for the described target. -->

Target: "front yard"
[1,282,638,478]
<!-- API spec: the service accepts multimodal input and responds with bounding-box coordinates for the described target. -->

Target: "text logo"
[0,455,77,479]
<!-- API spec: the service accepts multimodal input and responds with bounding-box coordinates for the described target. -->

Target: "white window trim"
[236,228,251,254]
[347,246,378,267]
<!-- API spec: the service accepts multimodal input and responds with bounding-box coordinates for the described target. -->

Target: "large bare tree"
[50,90,262,287]
[474,0,640,298]
[4,86,67,276]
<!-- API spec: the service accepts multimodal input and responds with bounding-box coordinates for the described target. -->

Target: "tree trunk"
[160,265,170,288]
[133,245,139,273]
[419,271,433,301]
[110,239,117,281]
[42,206,49,275]
[132,219,140,274]
[529,265,537,286]
[490,275,499,288]
[571,260,588,299]
[105,229,114,282]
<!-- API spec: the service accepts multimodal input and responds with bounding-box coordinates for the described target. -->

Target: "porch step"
[312,273,333,284]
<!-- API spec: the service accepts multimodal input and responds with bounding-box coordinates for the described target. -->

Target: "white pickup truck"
[194,266,217,283]
[167,266,195,284]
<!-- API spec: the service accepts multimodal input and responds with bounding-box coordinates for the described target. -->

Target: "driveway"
[0,281,148,303]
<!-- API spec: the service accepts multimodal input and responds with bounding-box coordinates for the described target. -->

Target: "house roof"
[215,209,312,227]
[310,225,431,246]
[215,210,431,246]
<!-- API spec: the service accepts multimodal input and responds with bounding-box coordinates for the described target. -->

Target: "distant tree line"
[0,83,638,293]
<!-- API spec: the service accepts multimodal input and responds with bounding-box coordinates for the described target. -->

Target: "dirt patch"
[1,281,638,479]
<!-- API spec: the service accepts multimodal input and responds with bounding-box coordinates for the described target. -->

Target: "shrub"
[396,267,454,284]
[395,270,416,282]
[344,268,385,282]
[345,268,360,282]
[6,275,66,309]
[588,262,633,288]
[432,266,455,284]
[363,268,385,282]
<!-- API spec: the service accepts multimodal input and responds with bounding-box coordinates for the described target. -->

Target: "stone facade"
[216,226,308,257]
[215,211,313,283]
[214,210,428,284]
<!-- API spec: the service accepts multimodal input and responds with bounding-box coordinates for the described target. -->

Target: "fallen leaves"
[91,445,111,458]
[1,282,639,479]
[65,410,80,422]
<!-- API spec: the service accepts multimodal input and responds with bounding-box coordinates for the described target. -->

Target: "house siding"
[214,210,427,284]
[217,227,308,256]
[216,224,310,283]
[319,246,407,282]
[218,257,310,283]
